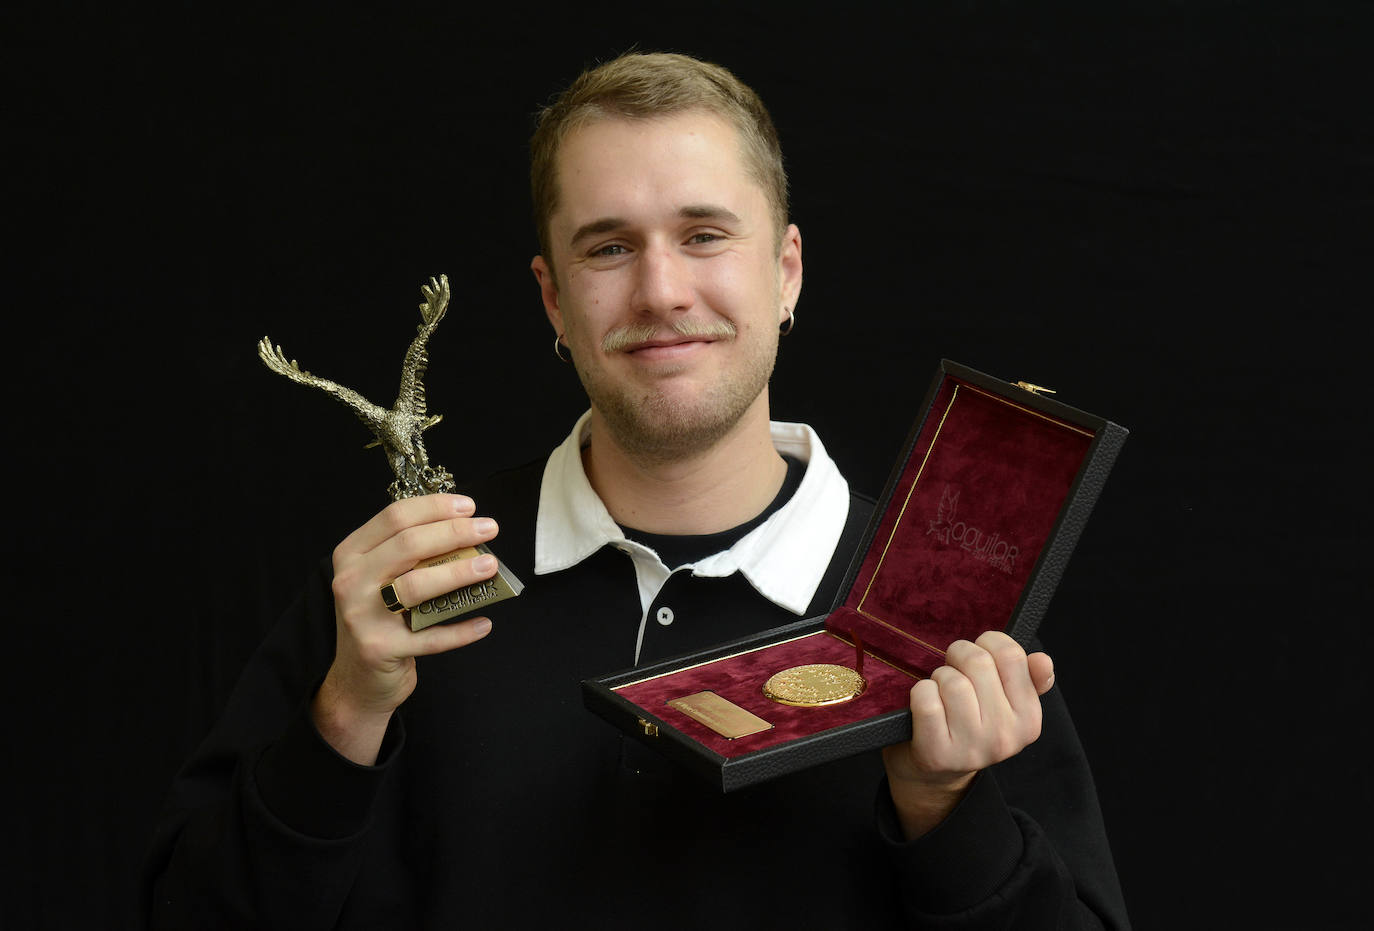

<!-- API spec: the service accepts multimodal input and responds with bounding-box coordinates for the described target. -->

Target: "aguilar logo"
[926,485,1019,574]
[415,579,502,615]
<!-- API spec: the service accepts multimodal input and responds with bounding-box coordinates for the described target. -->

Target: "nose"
[631,241,694,318]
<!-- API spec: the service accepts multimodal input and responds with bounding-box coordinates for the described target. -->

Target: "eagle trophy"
[257,274,456,502]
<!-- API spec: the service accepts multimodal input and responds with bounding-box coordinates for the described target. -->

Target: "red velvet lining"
[613,631,916,758]
[830,377,1093,675]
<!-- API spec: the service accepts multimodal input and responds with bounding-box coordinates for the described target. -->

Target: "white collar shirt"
[534,411,851,662]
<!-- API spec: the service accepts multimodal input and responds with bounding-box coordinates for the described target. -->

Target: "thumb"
[412,615,494,657]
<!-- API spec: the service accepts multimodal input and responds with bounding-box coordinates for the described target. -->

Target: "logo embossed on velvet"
[926,485,1019,574]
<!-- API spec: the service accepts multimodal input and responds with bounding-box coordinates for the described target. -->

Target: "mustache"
[601,319,738,353]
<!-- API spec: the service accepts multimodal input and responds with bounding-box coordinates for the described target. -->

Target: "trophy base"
[408,544,525,631]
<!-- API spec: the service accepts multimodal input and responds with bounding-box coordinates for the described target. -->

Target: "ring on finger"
[379,580,408,613]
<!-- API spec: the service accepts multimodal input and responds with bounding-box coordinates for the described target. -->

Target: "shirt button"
[656,606,675,626]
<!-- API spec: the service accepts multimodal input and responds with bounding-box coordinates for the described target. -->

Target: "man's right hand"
[312,494,499,764]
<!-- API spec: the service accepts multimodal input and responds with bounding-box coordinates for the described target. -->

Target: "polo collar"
[534,411,851,615]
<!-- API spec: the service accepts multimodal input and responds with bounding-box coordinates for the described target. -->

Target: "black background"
[7,3,1369,928]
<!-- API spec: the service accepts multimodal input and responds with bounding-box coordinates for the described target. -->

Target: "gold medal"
[762,664,867,707]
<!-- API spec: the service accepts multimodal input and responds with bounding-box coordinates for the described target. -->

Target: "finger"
[943,638,1008,723]
[369,516,500,584]
[928,663,982,742]
[387,548,500,610]
[908,677,953,761]
[972,631,1039,715]
[338,494,477,557]
[410,615,494,657]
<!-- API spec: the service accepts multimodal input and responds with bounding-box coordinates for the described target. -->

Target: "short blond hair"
[530,52,789,266]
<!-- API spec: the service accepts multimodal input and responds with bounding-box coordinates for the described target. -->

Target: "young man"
[146,53,1128,928]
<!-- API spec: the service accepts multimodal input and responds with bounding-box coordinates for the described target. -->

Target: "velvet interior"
[614,375,1094,759]
[830,377,1094,675]
[613,631,917,758]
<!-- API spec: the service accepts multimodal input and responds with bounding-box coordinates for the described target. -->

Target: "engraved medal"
[762,664,867,707]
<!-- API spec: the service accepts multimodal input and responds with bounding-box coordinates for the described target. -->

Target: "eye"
[686,232,720,245]
[591,243,628,257]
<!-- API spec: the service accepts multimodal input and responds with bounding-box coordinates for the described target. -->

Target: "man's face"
[532,111,802,461]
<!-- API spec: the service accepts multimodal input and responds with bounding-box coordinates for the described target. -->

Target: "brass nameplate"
[410,543,524,631]
[667,691,773,740]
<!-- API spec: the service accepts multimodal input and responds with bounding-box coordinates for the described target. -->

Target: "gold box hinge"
[637,718,660,737]
[1014,381,1057,396]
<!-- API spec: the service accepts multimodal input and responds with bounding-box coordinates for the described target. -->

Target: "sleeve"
[874,676,1131,929]
[140,560,409,930]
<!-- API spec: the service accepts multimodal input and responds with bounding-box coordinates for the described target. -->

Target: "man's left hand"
[881,631,1055,840]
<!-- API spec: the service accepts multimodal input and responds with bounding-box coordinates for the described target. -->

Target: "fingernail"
[1045,673,1056,690]
[473,518,496,535]
[472,554,496,573]
[472,617,492,635]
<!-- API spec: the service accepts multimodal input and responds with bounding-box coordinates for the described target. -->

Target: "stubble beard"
[574,322,779,465]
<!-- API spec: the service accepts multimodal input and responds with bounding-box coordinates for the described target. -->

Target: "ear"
[777,223,803,324]
[531,255,563,333]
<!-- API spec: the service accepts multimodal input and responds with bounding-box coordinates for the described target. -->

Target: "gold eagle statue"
[257,274,456,501]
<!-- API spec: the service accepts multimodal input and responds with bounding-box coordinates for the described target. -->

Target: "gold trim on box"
[965,383,1094,437]
[610,630,920,695]
[855,386,960,639]
[611,631,821,691]
[828,633,920,680]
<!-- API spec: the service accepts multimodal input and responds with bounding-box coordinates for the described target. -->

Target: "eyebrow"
[679,204,741,225]
[569,217,627,248]
[568,204,743,248]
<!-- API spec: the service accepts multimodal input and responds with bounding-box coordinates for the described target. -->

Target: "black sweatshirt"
[144,458,1129,929]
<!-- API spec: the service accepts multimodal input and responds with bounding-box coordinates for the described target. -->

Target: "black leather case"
[582,360,1128,791]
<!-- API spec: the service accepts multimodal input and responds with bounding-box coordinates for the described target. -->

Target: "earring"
[554,334,571,363]
[779,308,795,336]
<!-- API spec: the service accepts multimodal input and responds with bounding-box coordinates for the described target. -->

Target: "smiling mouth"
[602,320,737,354]
[625,335,713,353]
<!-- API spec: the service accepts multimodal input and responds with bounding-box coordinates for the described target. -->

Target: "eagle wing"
[257,337,389,436]
[394,274,450,420]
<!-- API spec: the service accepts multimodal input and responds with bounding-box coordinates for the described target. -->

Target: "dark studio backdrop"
[7,3,1369,928]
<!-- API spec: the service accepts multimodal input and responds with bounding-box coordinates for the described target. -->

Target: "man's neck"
[582,399,788,535]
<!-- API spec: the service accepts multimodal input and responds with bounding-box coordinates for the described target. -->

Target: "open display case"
[583,360,1128,791]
